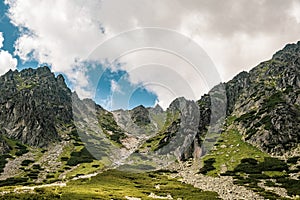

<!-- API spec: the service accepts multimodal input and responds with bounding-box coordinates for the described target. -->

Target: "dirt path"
[14,182,66,192]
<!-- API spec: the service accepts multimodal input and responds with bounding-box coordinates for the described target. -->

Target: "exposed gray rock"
[0,136,10,155]
[229,42,300,155]
[130,105,151,126]
[0,66,73,147]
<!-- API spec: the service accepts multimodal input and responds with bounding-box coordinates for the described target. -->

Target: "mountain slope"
[228,42,300,155]
[0,66,73,147]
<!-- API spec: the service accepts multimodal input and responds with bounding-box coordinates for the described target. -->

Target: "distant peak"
[132,105,146,110]
[272,41,300,62]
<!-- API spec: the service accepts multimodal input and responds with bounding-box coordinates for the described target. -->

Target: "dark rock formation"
[0,66,73,147]
[130,105,151,126]
[0,136,10,155]
[225,42,300,155]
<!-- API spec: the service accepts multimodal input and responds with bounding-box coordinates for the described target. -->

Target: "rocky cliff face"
[0,67,73,147]
[228,42,300,155]
[130,105,151,126]
[146,41,300,159]
[0,41,299,163]
[0,136,10,155]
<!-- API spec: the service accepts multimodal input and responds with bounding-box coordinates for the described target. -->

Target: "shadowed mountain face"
[130,105,151,126]
[0,41,299,162]
[0,67,73,147]
[224,42,300,155]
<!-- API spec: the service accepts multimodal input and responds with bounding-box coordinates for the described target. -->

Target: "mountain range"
[0,41,299,199]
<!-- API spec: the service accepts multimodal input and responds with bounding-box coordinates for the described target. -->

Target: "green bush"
[21,159,34,166]
[199,158,216,174]
[61,157,69,161]
[265,180,276,187]
[15,143,29,156]
[0,155,8,174]
[66,147,95,166]
[0,177,29,186]
[276,178,300,196]
[234,162,261,174]
[259,157,288,171]
[46,174,55,179]
[234,157,288,174]
[287,156,300,164]
[240,158,258,165]
[32,164,42,170]
[27,171,39,179]
[248,173,269,179]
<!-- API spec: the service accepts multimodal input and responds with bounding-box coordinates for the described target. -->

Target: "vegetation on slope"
[0,170,220,200]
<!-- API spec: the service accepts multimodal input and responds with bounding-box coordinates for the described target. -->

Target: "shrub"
[46,174,55,179]
[241,158,258,165]
[199,158,216,175]
[258,157,288,171]
[61,157,69,161]
[248,173,269,179]
[276,178,300,196]
[234,162,261,174]
[15,148,29,156]
[66,147,95,166]
[0,177,29,186]
[32,164,42,170]
[287,156,300,164]
[27,171,39,179]
[21,159,35,166]
[0,155,8,173]
[15,143,29,156]
[265,180,276,187]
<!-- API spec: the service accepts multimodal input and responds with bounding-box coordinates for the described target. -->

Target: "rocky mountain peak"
[0,67,73,147]
[130,105,151,126]
[272,41,300,63]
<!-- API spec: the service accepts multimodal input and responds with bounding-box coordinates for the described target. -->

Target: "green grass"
[65,160,105,179]
[0,170,220,199]
[58,170,220,199]
[150,112,166,130]
[66,147,95,166]
[202,128,269,176]
[2,136,29,157]
[97,110,126,145]
[139,111,180,152]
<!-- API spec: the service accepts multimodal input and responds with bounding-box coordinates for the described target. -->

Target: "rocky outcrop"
[226,42,300,155]
[0,136,10,155]
[148,104,164,115]
[178,41,300,158]
[0,41,299,161]
[154,97,201,160]
[0,67,73,147]
[130,105,151,126]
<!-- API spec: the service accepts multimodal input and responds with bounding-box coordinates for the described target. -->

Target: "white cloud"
[0,32,3,48]
[6,0,105,98]
[5,0,300,108]
[117,49,211,109]
[0,32,18,75]
[290,1,300,23]
[0,50,18,75]
[110,80,122,93]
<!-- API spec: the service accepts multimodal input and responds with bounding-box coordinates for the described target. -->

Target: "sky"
[0,0,300,110]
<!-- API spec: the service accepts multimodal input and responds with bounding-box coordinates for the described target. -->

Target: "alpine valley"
[0,41,299,200]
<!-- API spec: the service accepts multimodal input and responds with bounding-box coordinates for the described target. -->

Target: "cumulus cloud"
[0,32,17,75]
[117,49,211,109]
[5,0,105,98]
[110,80,122,93]
[4,0,300,108]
